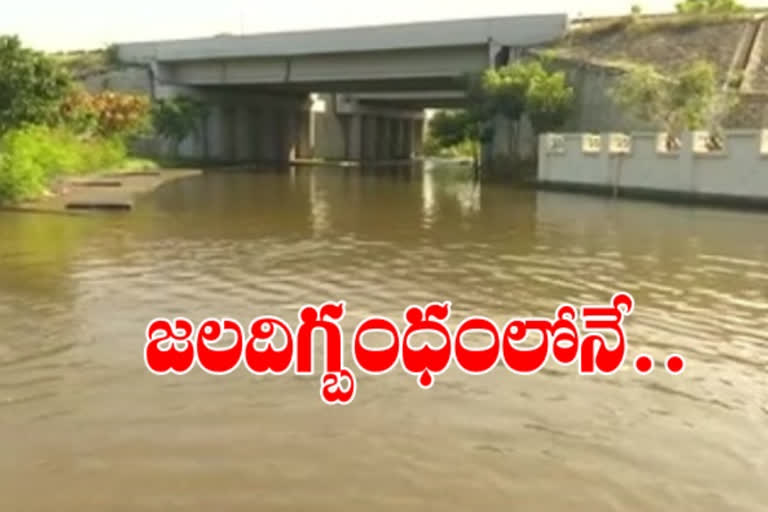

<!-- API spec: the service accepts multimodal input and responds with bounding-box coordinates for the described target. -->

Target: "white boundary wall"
[537,130,768,199]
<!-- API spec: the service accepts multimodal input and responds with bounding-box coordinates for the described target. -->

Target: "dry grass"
[567,12,764,42]
[549,13,760,79]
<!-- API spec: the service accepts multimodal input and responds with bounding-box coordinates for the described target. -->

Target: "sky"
[2,0,767,51]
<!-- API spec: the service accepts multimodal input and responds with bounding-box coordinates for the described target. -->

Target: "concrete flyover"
[116,14,568,164]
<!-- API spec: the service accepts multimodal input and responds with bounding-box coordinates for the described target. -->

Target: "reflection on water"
[1,164,767,511]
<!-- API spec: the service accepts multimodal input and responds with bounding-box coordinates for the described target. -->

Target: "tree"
[428,109,491,173]
[0,35,72,134]
[675,0,745,14]
[482,62,535,156]
[610,60,736,149]
[524,65,574,136]
[481,59,573,159]
[429,57,574,170]
[151,95,209,157]
[482,66,528,124]
[609,65,667,129]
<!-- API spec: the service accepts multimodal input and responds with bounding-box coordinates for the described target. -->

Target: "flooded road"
[1,165,767,511]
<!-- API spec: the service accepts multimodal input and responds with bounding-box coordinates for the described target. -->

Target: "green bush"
[0,125,126,203]
[0,36,72,133]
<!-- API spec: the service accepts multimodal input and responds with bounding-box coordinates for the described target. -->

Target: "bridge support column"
[361,114,376,162]
[285,108,297,163]
[308,98,424,164]
[203,106,219,160]
[413,119,424,156]
[295,109,311,159]
[271,108,284,163]
[398,119,409,158]
[389,118,399,159]
[343,115,362,160]
[207,105,236,162]
[245,107,261,161]
[403,119,413,158]
[234,108,252,162]
[376,116,388,161]
[225,107,238,162]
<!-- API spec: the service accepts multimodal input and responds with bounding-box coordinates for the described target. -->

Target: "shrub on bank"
[0,36,150,204]
[60,88,151,138]
[0,125,126,203]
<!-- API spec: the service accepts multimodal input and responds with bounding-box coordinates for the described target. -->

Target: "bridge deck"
[117,14,568,62]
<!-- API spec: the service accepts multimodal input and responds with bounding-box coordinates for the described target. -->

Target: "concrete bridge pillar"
[235,108,252,162]
[302,109,313,158]
[262,108,278,162]
[358,115,367,161]
[225,107,238,162]
[360,114,376,162]
[403,119,413,158]
[272,108,283,163]
[367,115,376,162]
[284,108,297,163]
[388,118,399,159]
[203,106,219,160]
[207,105,237,162]
[413,119,424,156]
[304,94,425,164]
[293,109,313,159]
[376,116,388,160]
[244,107,260,161]
[343,115,362,160]
[399,119,410,158]
[167,91,316,164]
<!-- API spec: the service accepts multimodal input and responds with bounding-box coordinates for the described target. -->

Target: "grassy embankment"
[548,11,767,77]
[0,125,159,204]
[0,124,158,205]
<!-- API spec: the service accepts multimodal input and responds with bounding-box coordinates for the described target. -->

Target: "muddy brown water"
[1,165,767,511]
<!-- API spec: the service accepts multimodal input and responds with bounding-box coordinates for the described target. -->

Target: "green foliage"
[610,65,667,127]
[152,95,209,154]
[428,57,574,167]
[672,60,719,129]
[482,66,529,122]
[459,73,497,144]
[631,4,643,15]
[675,0,745,14]
[481,59,573,134]
[429,110,477,148]
[0,35,73,133]
[104,44,121,67]
[427,109,490,170]
[423,135,475,158]
[610,59,733,136]
[525,69,574,134]
[0,125,126,203]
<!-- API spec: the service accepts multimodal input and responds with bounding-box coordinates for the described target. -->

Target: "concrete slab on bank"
[5,169,202,215]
